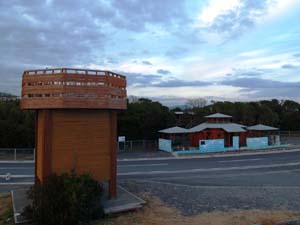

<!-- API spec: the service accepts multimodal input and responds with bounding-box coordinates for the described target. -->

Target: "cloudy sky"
[1,0,300,105]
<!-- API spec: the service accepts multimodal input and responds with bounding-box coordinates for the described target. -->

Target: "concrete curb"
[0,160,34,163]
[117,148,300,162]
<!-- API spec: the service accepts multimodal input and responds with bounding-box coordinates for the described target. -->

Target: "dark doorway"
[225,133,233,147]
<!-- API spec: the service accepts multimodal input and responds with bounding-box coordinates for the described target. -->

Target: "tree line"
[0,99,35,147]
[0,95,299,147]
[118,98,300,139]
[183,99,300,130]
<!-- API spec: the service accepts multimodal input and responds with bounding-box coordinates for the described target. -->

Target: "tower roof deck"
[21,68,127,110]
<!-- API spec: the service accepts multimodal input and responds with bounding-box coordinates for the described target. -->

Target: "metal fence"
[0,148,35,161]
[0,140,158,161]
[280,131,300,137]
[118,140,158,152]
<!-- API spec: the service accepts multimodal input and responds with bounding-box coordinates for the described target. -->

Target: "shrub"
[24,172,104,225]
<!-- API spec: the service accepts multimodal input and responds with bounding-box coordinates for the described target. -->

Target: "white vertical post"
[14,148,17,160]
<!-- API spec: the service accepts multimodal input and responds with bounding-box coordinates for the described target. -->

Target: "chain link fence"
[0,140,158,161]
[118,140,158,152]
[0,148,35,161]
[280,131,300,137]
[280,131,300,145]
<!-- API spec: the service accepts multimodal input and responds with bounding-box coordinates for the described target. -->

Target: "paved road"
[1,150,300,189]
[117,150,300,214]
[2,150,300,214]
[118,150,300,187]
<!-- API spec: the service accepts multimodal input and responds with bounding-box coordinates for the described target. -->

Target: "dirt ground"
[96,193,300,225]
[0,193,13,225]
[1,193,300,225]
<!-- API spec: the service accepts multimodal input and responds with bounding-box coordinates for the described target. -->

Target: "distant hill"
[0,92,15,97]
[0,92,19,101]
[168,105,189,110]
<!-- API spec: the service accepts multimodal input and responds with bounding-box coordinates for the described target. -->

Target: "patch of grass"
[0,193,14,225]
[95,193,300,225]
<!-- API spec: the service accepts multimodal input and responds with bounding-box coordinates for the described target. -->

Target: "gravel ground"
[121,180,300,216]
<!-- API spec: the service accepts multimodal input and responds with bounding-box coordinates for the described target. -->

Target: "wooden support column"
[109,111,117,199]
[34,110,38,184]
[36,109,52,183]
[42,109,52,181]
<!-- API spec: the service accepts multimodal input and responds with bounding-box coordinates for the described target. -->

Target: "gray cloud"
[157,69,171,75]
[110,0,188,32]
[294,53,300,57]
[153,79,210,87]
[206,0,275,40]
[124,72,162,87]
[226,70,261,79]
[142,61,153,66]
[165,46,189,58]
[221,77,300,98]
[225,67,270,80]
[222,77,300,89]
[0,0,113,94]
[124,72,211,88]
[281,64,299,69]
[0,0,190,94]
[132,60,153,65]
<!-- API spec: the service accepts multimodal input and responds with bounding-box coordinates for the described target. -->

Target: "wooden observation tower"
[21,68,127,198]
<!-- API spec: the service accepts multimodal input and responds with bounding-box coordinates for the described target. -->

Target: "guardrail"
[0,148,34,161]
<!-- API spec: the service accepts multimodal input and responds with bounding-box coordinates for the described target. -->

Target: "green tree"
[118,98,175,140]
[0,99,35,147]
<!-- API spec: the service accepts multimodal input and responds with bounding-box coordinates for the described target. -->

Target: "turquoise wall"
[232,136,239,150]
[158,138,172,152]
[199,139,225,152]
[198,136,239,152]
[161,135,282,155]
[246,137,268,149]
[275,135,280,145]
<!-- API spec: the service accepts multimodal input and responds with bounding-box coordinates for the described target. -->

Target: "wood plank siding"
[35,110,117,188]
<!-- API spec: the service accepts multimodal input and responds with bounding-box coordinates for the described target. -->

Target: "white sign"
[118,136,126,142]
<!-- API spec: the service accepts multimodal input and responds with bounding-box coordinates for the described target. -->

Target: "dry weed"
[97,193,300,225]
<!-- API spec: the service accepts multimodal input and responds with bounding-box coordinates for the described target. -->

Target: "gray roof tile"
[159,126,189,134]
[247,124,278,131]
[189,122,246,133]
[205,113,232,118]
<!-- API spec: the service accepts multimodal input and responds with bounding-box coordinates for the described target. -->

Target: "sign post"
[118,136,126,151]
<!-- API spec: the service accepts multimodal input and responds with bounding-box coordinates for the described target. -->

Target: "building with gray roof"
[158,112,282,153]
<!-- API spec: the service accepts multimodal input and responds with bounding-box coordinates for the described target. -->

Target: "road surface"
[2,150,300,213]
[1,150,300,190]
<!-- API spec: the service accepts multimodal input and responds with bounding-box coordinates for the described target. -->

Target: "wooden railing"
[21,68,127,110]
[23,68,126,79]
